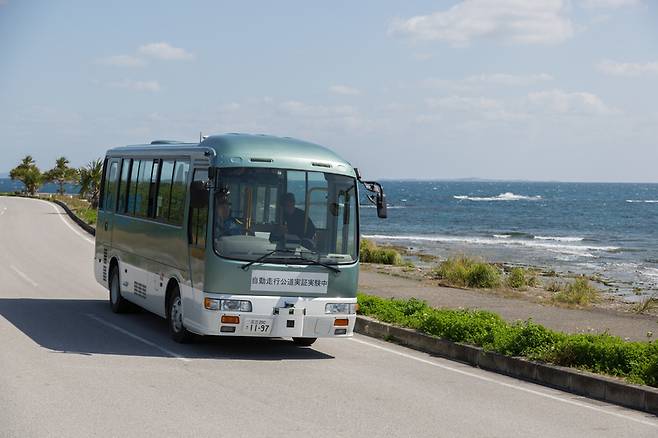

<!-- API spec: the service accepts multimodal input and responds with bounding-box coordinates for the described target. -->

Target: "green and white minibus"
[94,134,386,345]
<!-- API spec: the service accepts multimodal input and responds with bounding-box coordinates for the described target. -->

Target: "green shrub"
[357,293,658,387]
[434,256,501,288]
[553,277,599,305]
[359,239,403,265]
[506,267,538,289]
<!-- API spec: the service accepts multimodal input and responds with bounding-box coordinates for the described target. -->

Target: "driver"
[214,190,244,237]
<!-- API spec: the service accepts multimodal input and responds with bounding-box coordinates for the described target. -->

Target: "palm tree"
[78,159,103,208]
[44,156,78,195]
[9,155,43,195]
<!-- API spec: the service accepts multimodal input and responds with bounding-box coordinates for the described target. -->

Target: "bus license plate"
[243,318,272,335]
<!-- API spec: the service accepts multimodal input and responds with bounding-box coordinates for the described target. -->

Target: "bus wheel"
[109,266,129,313]
[292,337,317,347]
[168,286,192,343]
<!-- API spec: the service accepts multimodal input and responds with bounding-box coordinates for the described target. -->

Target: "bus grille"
[134,281,147,299]
[102,265,107,282]
[103,248,108,264]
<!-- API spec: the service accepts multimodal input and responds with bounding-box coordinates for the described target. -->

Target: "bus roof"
[107,133,356,177]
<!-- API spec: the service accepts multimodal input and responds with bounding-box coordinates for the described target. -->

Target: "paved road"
[1,196,657,438]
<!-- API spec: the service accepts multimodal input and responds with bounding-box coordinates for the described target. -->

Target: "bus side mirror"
[377,193,387,219]
[190,181,209,209]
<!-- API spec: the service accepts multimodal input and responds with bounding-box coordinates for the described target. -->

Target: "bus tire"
[167,286,192,343]
[292,337,317,347]
[109,266,130,313]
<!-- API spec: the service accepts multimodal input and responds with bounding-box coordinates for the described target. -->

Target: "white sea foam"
[361,205,406,209]
[642,267,658,278]
[626,199,658,203]
[454,192,541,202]
[363,234,619,258]
[493,234,512,239]
[534,236,584,242]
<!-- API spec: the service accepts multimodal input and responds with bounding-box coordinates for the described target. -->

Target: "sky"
[1,0,657,182]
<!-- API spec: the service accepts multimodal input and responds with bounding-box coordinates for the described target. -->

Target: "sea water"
[4,178,657,299]
[360,181,658,300]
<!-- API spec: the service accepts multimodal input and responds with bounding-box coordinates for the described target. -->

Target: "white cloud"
[138,42,194,61]
[426,96,500,111]
[580,0,641,8]
[97,55,146,67]
[108,80,161,93]
[279,101,358,118]
[423,95,530,122]
[423,73,553,92]
[526,89,619,115]
[389,0,574,46]
[329,85,361,96]
[598,59,658,76]
[465,73,554,86]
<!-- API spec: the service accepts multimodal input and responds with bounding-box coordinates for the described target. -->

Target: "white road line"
[10,265,39,288]
[85,313,191,363]
[0,206,7,216]
[36,199,94,244]
[350,337,658,428]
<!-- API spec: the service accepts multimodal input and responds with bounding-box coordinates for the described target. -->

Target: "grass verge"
[53,195,97,226]
[357,293,658,387]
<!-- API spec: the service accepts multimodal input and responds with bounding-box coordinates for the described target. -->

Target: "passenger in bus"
[281,192,315,240]
[214,192,244,237]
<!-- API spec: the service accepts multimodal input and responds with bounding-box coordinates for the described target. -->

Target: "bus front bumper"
[186,295,357,338]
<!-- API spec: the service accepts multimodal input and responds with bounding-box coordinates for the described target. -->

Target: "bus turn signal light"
[334,318,349,327]
[221,315,240,324]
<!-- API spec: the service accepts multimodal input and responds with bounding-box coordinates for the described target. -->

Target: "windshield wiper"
[240,249,295,271]
[285,255,341,274]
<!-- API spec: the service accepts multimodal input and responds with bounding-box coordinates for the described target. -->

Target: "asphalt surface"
[1,196,657,437]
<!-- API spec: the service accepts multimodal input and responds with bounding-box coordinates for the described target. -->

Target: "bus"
[94,133,386,345]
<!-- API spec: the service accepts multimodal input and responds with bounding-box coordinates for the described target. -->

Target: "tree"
[78,158,103,208]
[44,156,79,195]
[9,155,43,195]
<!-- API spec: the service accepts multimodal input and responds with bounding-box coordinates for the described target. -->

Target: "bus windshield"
[213,167,358,264]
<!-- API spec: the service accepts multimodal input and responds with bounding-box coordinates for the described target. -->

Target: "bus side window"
[117,158,132,213]
[169,161,189,225]
[135,160,154,218]
[156,160,175,221]
[147,159,160,218]
[104,161,119,212]
[127,160,141,215]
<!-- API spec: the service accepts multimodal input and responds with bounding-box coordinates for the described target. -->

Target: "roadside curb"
[51,199,96,236]
[355,315,658,416]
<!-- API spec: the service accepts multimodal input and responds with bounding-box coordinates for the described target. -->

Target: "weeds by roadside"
[360,239,406,266]
[53,195,97,226]
[551,276,599,306]
[432,256,501,288]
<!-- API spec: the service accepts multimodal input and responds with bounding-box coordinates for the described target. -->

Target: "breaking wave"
[454,192,542,202]
[626,200,658,203]
[363,233,618,258]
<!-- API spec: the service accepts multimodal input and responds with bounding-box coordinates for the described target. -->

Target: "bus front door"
[96,158,120,286]
[188,169,209,294]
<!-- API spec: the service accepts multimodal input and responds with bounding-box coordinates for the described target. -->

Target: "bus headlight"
[325,303,357,314]
[204,298,252,312]
[221,299,252,312]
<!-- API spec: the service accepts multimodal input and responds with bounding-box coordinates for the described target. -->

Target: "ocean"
[359,180,658,301]
[3,178,657,300]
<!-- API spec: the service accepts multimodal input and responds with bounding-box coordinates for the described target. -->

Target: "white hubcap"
[171,297,183,332]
